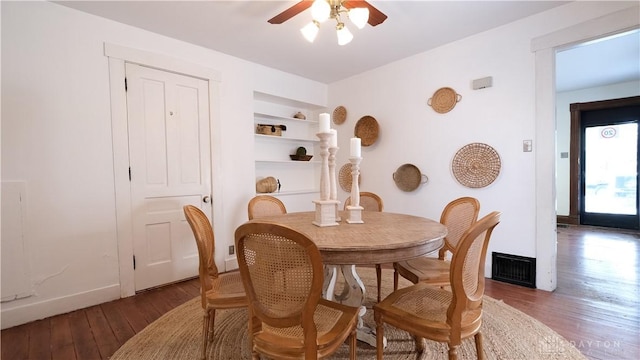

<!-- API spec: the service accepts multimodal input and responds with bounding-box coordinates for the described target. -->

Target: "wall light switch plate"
[523,140,532,152]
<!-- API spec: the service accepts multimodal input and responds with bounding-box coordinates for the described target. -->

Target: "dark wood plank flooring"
[2,225,638,359]
[484,225,639,360]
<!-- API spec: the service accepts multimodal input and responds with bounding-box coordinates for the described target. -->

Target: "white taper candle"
[319,113,331,133]
[350,137,361,157]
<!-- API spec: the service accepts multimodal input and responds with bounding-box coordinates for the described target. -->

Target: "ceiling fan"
[268,0,388,27]
[268,0,387,45]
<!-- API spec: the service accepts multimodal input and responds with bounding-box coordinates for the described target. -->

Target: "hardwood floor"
[485,225,639,360]
[2,225,638,359]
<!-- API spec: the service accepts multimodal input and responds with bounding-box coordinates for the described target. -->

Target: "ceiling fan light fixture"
[311,0,331,23]
[348,7,369,29]
[300,21,320,42]
[336,22,353,45]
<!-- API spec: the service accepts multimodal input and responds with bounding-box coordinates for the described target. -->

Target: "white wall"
[327,1,639,288]
[2,0,637,329]
[1,1,326,329]
[556,80,640,215]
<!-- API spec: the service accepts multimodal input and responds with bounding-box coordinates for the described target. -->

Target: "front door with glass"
[580,105,639,230]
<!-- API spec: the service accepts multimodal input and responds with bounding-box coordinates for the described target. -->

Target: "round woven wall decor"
[451,143,501,188]
[393,164,428,192]
[354,115,379,146]
[333,106,347,125]
[428,87,462,114]
[339,163,361,192]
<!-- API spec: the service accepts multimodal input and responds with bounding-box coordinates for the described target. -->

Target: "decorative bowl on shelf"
[290,155,313,161]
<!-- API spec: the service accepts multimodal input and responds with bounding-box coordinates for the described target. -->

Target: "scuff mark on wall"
[32,265,71,286]
[0,292,34,303]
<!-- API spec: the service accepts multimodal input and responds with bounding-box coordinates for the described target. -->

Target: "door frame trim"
[532,4,639,291]
[568,96,640,227]
[105,43,223,297]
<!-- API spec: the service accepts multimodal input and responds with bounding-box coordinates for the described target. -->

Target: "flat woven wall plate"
[339,163,361,192]
[333,106,347,125]
[354,115,379,146]
[428,87,462,114]
[451,143,501,188]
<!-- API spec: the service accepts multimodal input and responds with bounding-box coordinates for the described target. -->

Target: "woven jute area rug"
[112,268,585,359]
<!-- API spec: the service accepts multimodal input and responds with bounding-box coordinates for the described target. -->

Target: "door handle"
[202,196,211,203]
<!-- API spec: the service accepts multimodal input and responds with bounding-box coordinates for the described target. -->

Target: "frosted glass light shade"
[311,0,331,23]
[337,25,353,45]
[301,22,320,42]
[349,7,369,29]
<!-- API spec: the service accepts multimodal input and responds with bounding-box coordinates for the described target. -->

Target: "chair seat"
[394,257,451,285]
[254,299,359,359]
[374,283,482,342]
[204,270,247,309]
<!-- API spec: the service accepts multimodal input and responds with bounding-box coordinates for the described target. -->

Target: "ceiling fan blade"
[268,0,314,24]
[342,1,388,26]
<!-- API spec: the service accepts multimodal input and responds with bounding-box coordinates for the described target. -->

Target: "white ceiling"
[56,1,639,90]
[556,30,640,92]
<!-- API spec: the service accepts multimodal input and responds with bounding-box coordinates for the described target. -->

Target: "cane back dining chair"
[235,222,359,360]
[247,195,287,220]
[183,205,247,360]
[393,197,480,290]
[343,191,384,213]
[343,191,386,302]
[374,211,501,360]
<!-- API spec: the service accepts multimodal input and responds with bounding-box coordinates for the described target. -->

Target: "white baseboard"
[1,284,121,330]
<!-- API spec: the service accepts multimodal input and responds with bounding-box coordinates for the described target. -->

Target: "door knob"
[203,196,211,203]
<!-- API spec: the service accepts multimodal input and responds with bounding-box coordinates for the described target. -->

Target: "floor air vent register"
[491,252,536,288]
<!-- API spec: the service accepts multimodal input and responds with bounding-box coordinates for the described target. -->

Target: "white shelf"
[253,91,324,207]
[254,134,319,143]
[256,159,320,164]
[254,112,318,124]
[266,189,320,196]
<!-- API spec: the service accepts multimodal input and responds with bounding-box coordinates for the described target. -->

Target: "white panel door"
[125,63,211,291]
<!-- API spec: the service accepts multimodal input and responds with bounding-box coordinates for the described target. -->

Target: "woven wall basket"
[354,115,379,146]
[333,106,347,125]
[339,163,361,192]
[393,164,428,192]
[451,143,501,188]
[428,87,462,114]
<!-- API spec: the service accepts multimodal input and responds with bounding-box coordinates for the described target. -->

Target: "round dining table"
[244,210,447,347]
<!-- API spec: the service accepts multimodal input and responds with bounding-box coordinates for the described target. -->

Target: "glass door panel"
[583,123,637,215]
[580,103,639,230]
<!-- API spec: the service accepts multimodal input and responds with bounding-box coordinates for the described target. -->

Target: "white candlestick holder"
[328,146,341,222]
[346,156,364,224]
[313,132,339,227]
